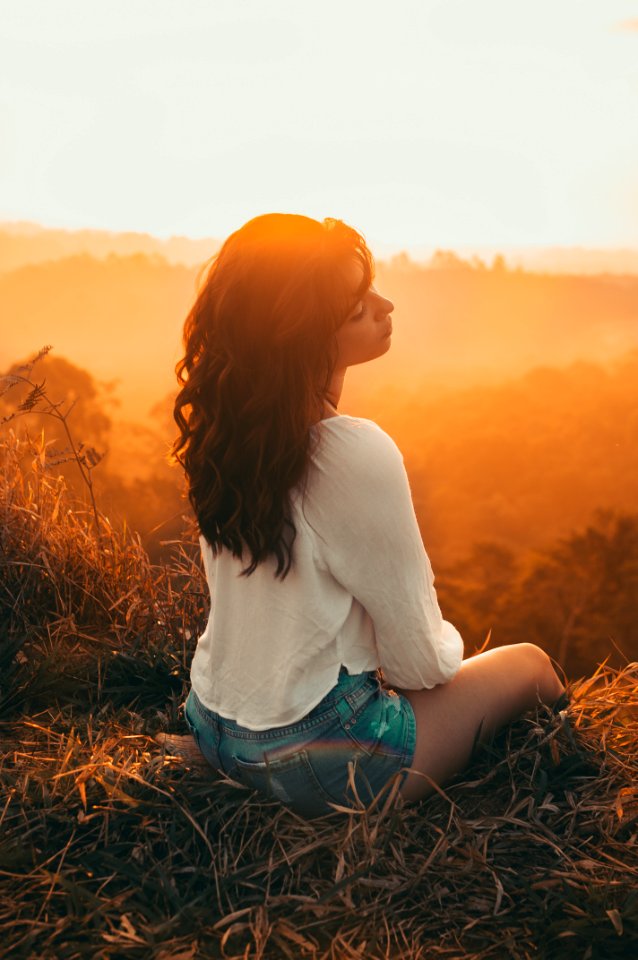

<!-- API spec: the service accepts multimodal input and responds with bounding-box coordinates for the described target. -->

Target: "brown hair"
[172,213,374,579]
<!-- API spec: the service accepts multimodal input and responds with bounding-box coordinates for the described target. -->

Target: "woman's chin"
[349,339,392,366]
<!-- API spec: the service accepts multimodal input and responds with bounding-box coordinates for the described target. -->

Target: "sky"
[1,0,637,254]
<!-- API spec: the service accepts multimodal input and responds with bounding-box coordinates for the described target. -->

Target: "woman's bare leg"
[395,643,565,802]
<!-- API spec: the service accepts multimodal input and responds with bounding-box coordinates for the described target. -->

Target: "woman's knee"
[396,643,565,802]
[448,642,564,744]
[514,642,564,703]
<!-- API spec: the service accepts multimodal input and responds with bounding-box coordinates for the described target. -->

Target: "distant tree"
[97,391,188,561]
[436,541,518,652]
[1,350,188,561]
[0,347,111,538]
[428,250,473,272]
[0,351,113,452]
[389,251,414,271]
[436,511,638,676]
[499,510,638,676]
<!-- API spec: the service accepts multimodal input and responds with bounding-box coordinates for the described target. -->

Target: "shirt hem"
[190,661,375,731]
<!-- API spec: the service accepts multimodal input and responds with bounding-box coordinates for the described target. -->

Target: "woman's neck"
[325,368,346,410]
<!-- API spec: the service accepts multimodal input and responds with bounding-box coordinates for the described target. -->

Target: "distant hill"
[2,250,638,420]
[0,253,197,418]
[356,351,638,568]
[344,259,638,404]
[432,244,638,277]
[0,221,220,272]
[2,220,638,275]
[516,245,638,276]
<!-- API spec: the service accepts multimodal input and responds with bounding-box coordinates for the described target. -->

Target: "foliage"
[0,348,187,562]
[0,363,205,722]
[437,511,638,680]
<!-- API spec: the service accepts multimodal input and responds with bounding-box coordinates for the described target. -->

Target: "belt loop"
[334,695,355,725]
[334,673,373,728]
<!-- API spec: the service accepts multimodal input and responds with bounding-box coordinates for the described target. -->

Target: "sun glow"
[0,0,637,252]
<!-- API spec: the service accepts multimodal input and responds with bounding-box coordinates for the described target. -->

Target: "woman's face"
[334,259,394,369]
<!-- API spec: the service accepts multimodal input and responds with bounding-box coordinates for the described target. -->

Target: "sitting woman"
[172,213,566,820]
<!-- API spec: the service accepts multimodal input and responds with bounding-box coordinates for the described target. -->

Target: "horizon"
[2,218,638,273]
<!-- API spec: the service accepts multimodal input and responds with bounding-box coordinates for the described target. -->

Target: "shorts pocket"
[231,749,338,819]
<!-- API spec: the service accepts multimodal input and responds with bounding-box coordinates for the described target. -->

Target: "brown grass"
[1,430,637,959]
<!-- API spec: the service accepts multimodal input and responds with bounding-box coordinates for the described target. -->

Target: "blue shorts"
[184,667,417,820]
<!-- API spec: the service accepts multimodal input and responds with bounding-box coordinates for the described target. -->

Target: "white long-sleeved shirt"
[190,414,464,730]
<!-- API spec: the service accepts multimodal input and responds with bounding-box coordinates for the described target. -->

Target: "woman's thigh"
[395,643,565,802]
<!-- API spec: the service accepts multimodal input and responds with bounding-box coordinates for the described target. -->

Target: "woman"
[173,213,566,820]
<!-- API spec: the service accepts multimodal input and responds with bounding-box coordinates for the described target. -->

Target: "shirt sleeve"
[302,420,464,690]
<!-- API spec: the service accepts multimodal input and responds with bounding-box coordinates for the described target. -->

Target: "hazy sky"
[1,0,637,252]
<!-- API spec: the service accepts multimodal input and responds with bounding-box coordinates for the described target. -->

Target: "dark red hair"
[172,213,374,579]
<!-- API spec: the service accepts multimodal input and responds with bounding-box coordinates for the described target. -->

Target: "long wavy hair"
[172,213,374,580]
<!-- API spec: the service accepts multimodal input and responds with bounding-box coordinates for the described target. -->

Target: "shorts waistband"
[305,667,377,723]
[189,667,378,737]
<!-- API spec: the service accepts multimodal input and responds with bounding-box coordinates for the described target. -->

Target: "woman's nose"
[377,293,394,315]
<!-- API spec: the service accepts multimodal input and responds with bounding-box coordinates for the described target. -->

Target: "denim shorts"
[183,667,417,820]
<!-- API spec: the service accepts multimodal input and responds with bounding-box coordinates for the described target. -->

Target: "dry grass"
[1,431,637,960]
